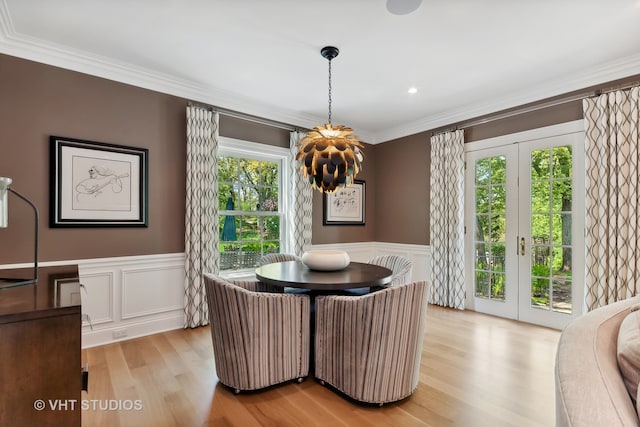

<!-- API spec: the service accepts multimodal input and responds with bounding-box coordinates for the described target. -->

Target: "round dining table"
[255,260,393,291]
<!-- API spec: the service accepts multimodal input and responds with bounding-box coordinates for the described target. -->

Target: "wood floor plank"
[81,305,560,426]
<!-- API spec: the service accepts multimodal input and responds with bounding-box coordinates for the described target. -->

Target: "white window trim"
[218,137,291,274]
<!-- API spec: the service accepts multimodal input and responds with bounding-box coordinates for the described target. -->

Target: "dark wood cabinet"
[0,265,81,427]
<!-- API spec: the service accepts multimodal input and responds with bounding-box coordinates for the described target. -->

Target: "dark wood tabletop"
[0,264,80,323]
[255,260,392,290]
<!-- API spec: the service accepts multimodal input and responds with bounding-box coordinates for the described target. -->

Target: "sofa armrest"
[555,296,640,427]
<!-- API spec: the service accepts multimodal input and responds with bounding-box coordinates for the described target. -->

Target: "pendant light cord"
[327,58,332,125]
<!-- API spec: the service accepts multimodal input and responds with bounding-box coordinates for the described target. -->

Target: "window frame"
[218,137,291,273]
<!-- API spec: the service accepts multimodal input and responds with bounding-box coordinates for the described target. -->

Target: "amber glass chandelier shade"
[296,123,364,193]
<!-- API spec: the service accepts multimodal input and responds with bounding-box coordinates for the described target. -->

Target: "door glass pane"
[476,188,489,214]
[531,214,550,244]
[492,273,505,299]
[474,155,507,301]
[530,146,573,314]
[475,159,491,185]
[489,215,506,242]
[491,156,507,183]
[476,271,490,297]
[552,279,572,313]
[491,186,506,213]
[531,182,550,211]
[531,277,550,310]
[552,146,573,178]
[552,181,571,212]
[488,243,506,271]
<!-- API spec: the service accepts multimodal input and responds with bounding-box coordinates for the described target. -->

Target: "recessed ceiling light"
[408,87,418,94]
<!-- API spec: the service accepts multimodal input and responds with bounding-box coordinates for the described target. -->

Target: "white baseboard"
[82,312,185,348]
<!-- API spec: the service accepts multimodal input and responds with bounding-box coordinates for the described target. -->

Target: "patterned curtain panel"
[288,131,313,257]
[184,106,219,328]
[583,87,640,310]
[429,130,465,309]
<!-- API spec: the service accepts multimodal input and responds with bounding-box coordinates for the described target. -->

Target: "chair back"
[203,274,254,389]
[203,273,310,392]
[314,279,429,404]
[258,253,301,266]
[367,254,412,286]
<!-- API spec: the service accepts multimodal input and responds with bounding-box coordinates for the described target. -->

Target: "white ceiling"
[1,0,640,143]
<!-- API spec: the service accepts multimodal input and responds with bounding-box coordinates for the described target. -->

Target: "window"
[218,138,289,271]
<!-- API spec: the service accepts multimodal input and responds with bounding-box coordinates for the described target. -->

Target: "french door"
[464,127,585,329]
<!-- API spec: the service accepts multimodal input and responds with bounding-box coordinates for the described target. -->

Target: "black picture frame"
[50,136,148,227]
[323,180,366,225]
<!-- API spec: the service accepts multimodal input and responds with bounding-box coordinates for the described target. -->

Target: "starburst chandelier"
[296,46,364,193]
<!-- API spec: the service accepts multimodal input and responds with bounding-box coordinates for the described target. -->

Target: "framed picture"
[323,180,365,225]
[50,136,148,227]
[50,276,82,308]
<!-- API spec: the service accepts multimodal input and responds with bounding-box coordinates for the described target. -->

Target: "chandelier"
[296,46,364,193]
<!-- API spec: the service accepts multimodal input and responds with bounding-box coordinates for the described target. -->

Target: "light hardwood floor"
[81,305,561,427]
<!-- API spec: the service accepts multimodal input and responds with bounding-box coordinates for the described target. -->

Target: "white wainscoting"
[76,253,186,348]
[1,244,429,349]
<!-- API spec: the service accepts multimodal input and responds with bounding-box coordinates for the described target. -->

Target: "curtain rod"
[187,101,304,132]
[436,81,640,135]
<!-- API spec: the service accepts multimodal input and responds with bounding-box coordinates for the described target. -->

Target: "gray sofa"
[555,295,640,426]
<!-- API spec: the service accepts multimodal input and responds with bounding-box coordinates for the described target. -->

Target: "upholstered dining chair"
[367,254,412,286]
[345,254,413,296]
[203,273,311,393]
[314,279,429,405]
[258,253,308,294]
[258,253,301,266]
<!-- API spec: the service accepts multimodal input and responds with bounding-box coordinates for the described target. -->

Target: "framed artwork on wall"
[323,180,365,225]
[50,276,81,308]
[50,136,148,227]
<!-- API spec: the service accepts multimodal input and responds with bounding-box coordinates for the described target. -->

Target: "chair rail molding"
[0,253,186,349]
[0,245,429,348]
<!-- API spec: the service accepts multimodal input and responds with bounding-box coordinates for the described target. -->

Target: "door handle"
[520,237,526,256]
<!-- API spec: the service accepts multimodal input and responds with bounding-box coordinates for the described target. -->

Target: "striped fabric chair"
[345,254,413,296]
[203,273,311,393]
[258,253,301,266]
[314,280,429,405]
[258,253,307,294]
[367,254,412,286]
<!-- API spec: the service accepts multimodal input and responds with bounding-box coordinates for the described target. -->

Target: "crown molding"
[0,5,344,137]
[0,28,381,143]
[371,52,640,143]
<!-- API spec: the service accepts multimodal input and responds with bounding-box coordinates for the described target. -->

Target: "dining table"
[255,260,393,292]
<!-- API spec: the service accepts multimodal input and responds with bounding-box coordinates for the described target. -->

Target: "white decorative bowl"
[301,250,350,271]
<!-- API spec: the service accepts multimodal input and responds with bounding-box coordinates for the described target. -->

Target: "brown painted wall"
[219,115,290,148]
[373,134,429,245]
[2,52,638,261]
[0,53,371,264]
[464,101,583,143]
[0,54,188,264]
